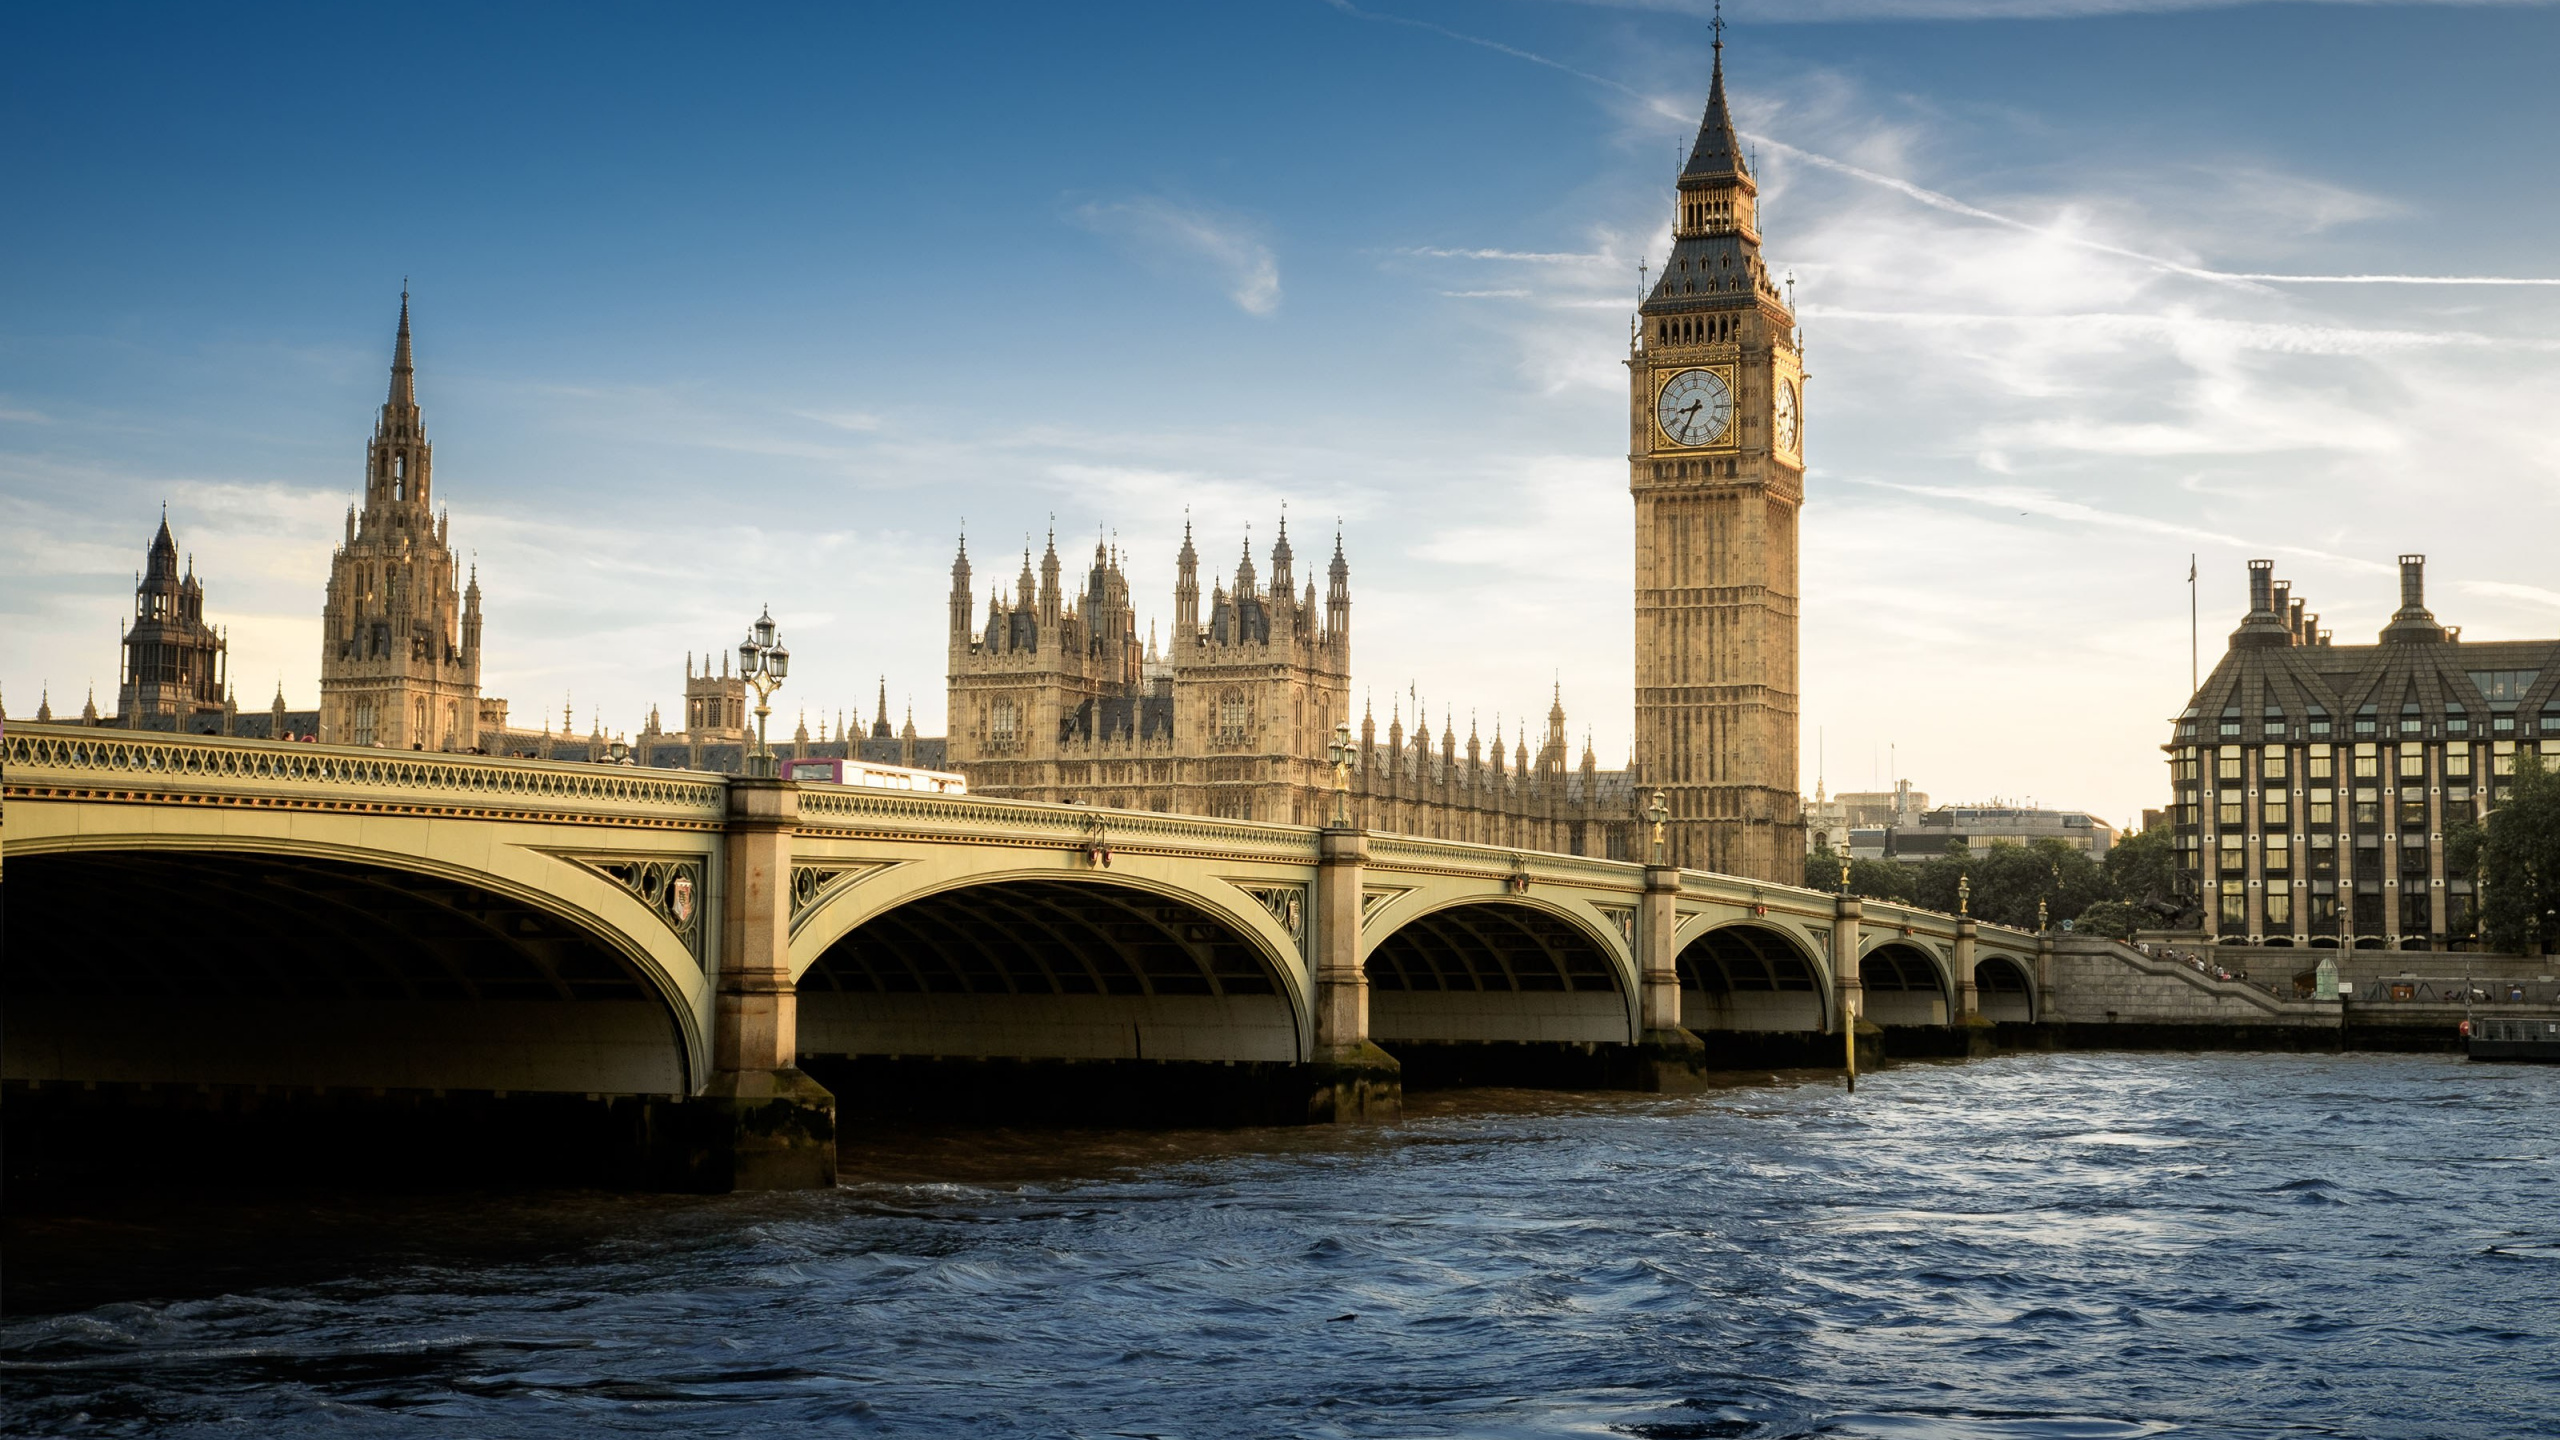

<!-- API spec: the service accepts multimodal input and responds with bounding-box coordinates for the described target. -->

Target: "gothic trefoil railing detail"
[3,724,725,815]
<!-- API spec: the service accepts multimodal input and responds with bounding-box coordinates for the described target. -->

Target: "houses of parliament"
[13,41,1806,884]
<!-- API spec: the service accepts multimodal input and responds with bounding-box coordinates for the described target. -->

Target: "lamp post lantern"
[1647,791,1670,866]
[1957,873,1971,916]
[1325,721,1354,827]
[737,605,790,778]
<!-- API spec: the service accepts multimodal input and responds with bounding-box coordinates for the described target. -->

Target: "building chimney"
[2382,553,2445,644]
[2233,559,2290,649]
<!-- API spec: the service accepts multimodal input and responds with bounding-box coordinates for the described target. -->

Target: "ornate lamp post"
[1325,721,1355,827]
[737,606,790,778]
[1840,850,1853,895]
[606,736,633,767]
[1957,873,1971,916]
[1647,790,1670,866]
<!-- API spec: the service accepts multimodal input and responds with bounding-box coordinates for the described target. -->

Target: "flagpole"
[2188,554,2198,695]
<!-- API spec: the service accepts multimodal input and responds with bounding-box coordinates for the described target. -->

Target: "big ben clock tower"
[1631,25,1804,881]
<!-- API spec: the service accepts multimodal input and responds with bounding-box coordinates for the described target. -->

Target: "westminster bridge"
[3,724,2391,1190]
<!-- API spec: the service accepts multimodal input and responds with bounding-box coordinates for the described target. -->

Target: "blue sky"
[6,0,2556,825]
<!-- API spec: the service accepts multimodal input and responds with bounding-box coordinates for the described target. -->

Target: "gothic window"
[1216,692,1249,743]
[414,699,429,744]
[991,699,1018,749]
[353,698,377,746]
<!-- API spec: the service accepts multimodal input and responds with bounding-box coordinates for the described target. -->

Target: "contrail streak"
[1330,1,2560,289]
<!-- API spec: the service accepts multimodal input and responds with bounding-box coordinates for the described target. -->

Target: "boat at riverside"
[2467,1015,2560,1062]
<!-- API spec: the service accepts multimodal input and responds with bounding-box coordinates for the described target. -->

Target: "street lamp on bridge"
[1326,721,1354,828]
[1647,790,1669,866]
[737,606,790,778]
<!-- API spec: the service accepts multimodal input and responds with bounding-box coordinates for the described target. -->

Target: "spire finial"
[1712,0,1724,58]
[387,286,417,411]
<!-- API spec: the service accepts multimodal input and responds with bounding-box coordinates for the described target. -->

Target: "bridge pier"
[1619,862,1709,1088]
[1310,828,1400,1121]
[1833,895,1883,1072]
[1951,916,1994,1056]
[692,777,837,1190]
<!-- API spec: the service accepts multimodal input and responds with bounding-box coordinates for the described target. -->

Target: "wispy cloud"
[1755,135,2560,288]
[1399,246,1613,264]
[1072,198,1282,316]
[1564,0,2550,21]
[2462,579,2560,612]
[794,408,886,433]
[1343,3,2560,291]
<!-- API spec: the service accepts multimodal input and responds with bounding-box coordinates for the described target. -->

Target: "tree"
[2476,749,2560,955]
[1909,838,2104,931]
[2104,825,2179,910]
[2071,899,2142,940]
[1805,840,1916,904]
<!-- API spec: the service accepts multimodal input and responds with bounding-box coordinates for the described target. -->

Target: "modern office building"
[2169,556,2559,948]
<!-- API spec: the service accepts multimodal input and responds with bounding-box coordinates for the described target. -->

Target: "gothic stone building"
[115,514,229,731]
[939,521,1640,857]
[12,516,321,740]
[2172,555,2560,949]
[1627,33,1805,882]
[316,292,492,752]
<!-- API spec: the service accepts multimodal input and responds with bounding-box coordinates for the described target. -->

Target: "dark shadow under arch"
[1861,942,1948,1027]
[1976,955,2035,1023]
[1678,924,1825,1033]
[3,851,691,1096]
[1365,902,1626,1043]
[796,879,1297,1063]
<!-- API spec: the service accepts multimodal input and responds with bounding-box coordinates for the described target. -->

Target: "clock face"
[1774,381,1800,453]
[1656,367,1733,448]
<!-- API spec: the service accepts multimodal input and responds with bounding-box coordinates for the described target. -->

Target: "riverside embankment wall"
[2021,936,2557,1053]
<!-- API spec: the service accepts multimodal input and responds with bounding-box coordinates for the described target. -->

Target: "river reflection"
[5,1053,2554,1438]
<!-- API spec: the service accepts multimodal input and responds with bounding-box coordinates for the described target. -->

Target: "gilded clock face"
[1774,381,1799,453]
[1656,367,1733,448]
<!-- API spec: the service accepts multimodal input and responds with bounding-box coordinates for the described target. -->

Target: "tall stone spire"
[388,285,416,413]
[1175,514,1201,640]
[1683,11,1748,184]
[320,290,480,750]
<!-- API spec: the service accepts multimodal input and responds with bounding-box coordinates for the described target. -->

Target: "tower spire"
[1685,7,1747,183]
[388,284,416,412]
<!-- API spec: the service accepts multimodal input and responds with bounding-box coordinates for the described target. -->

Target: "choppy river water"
[5,1052,2555,1438]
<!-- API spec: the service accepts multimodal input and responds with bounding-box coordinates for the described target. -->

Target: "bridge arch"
[1676,921,1830,1034]
[1858,940,1950,1027]
[1362,896,1636,1045]
[1974,953,2037,1023]
[792,871,1307,1064]
[4,839,708,1096]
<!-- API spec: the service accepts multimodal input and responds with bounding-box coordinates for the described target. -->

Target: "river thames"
[5,1051,2553,1438]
